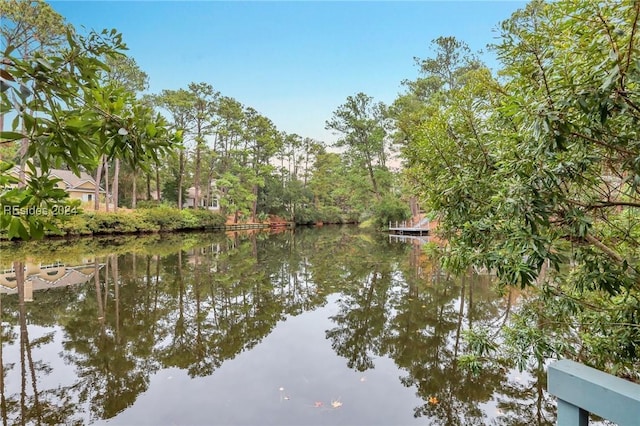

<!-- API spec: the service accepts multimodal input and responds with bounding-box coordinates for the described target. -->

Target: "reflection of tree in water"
[0,230,344,422]
[0,229,557,425]
[325,239,551,425]
[324,234,400,371]
[0,262,85,425]
[61,254,158,421]
[492,365,554,426]
[391,272,507,426]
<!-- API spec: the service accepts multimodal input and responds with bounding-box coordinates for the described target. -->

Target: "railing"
[388,218,430,229]
[547,359,640,426]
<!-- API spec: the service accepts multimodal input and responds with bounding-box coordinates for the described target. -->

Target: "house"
[7,166,103,203]
[184,182,220,211]
[0,259,101,301]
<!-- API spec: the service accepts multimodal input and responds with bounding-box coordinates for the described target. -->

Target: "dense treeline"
[392,0,640,380]
[0,0,408,239]
[1,0,638,381]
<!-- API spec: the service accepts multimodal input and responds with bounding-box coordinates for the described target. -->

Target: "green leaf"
[146,122,157,137]
[23,114,35,133]
[0,131,24,142]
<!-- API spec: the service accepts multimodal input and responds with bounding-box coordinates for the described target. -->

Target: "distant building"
[7,166,103,203]
[184,182,220,210]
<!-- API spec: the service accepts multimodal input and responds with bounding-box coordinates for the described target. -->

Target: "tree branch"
[584,233,623,263]
[570,131,636,157]
[623,0,640,80]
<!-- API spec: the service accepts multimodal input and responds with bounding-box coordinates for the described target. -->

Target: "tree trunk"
[252,184,258,222]
[132,168,137,209]
[178,149,184,209]
[94,155,104,210]
[155,164,161,204]
[409,196,419,217]
[146,172,151,200]
[105,161,110,212]
[112,158,120,211]
[365,153,380,200]
[194,139,201,209]
[205,171,212,209]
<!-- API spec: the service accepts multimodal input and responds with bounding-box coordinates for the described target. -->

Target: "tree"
[100,54,150,210]
[103,54,148,93]
[243,107,280,220]
[398,0,640,379]
[326,92,391,201]
[187,82,218,210]
[152,89,195,209]
[0,26,177,239]
[0,0,68,177]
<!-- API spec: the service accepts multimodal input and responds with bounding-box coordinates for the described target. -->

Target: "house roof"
[48,168,96,189]
[186,183,218,200]
[10,166,101,191]
[0,265,101,294]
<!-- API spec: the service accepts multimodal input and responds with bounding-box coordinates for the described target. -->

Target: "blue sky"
[49,1,527,144]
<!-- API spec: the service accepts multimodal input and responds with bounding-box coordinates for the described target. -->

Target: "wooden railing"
[547,359,640,425]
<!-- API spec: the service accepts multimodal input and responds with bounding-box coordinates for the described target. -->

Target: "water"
[0,227,556,425]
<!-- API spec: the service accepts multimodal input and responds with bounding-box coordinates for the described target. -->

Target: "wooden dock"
[388,217,430,236]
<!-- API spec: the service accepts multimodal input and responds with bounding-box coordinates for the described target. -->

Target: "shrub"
[52,214,93,236]
[372,196,411,229]
[294,206,317,225]
[180,209,199,228]
[1,205,228,239]
[88,211,151,234]
[137,200,162,209]
[191,209,226,228]
[317,206,343,224]
[140,205,182,231]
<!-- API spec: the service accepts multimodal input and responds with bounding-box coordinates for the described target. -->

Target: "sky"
[48,1,528,144]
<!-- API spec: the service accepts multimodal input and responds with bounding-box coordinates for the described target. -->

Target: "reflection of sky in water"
[0,229,598,425]
[101,296,423,426]
[2,324,95,419]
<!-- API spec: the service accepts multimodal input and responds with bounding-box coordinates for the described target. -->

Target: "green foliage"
[326,92,393,200]
[139,205,182,231]
[458,354,483,377]
[395,0,640,378]
[0,6,178,239]
[293,205,317,225]
[83,211,142,234]
[0,206,228,239]
[317,205,344,224]
[0,0,68,57]
[189,208,226,228]
[179,208,199,228]
[136,200,162,209]
[161,174,185,207]
[372,195,411,229]
[50,214,93,236]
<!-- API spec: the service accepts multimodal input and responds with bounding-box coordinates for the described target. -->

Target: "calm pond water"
[0,227,558,425]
